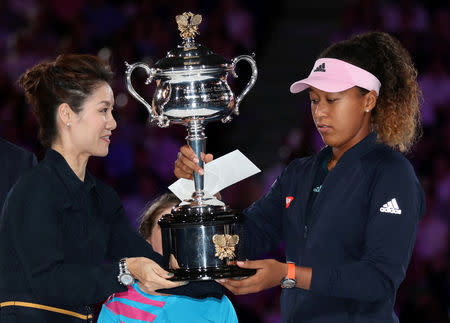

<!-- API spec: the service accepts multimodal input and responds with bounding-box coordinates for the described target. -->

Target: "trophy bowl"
[125,12,257,281]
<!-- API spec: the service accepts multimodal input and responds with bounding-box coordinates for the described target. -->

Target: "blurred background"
[0,0,448,322]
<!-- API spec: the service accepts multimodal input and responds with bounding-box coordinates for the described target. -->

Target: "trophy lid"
[153,12,230,71]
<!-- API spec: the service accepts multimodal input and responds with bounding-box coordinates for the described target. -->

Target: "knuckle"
[179,158,189,167]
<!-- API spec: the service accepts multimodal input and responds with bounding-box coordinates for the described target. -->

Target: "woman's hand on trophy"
[126,257,187,293]
[174,145,214,179]
[216,259,287,295]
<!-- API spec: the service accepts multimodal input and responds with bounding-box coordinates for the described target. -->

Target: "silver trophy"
[125,12,257,281]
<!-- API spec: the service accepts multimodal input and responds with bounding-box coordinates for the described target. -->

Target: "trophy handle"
[125,62,170,127]
[227,54,258,120]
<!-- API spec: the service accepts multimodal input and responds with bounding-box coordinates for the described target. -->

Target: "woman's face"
[148,206,173,255]
[309,86,373,153]
[69,82,117,157]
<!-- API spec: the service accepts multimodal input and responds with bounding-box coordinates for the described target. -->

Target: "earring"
[66,122,70,126]
[365,109,370,112]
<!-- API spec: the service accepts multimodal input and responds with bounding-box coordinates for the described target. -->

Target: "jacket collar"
[306,132,379,228]
[314,131,378,168]
[44,149,96,194]
[338,131,378,165]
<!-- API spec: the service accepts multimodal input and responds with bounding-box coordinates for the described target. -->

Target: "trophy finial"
[176,12,202,40]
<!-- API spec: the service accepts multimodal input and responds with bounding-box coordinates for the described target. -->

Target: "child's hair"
[138,193,180,239]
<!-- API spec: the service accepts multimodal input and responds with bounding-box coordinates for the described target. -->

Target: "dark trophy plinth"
[159,207,255,281]
[125,12,257,281]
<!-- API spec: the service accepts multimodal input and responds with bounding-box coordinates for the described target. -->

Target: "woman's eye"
[310,99,319,104]
[327,98,337,103]
[101,108,108,113]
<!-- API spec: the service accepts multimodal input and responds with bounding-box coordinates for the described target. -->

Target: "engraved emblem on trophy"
[125,12,257,281]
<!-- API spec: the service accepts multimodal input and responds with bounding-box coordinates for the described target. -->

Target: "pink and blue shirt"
[98,283,238,323]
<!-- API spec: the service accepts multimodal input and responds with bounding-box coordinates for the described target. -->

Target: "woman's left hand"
[126,257,185,293]
[217,259,287,295]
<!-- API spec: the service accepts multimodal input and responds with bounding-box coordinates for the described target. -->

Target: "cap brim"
[290,76,355,94]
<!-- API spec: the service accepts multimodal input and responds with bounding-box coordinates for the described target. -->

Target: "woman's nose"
[313,101,329,118]
[106,112,117,131]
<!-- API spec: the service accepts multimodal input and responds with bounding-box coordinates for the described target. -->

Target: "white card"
[169,149,261,201]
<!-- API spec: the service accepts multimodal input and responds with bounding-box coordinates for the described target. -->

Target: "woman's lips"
[317,124,332,133]
[101,136,111,143]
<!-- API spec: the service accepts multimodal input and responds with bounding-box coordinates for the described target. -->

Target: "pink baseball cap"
[290,58,381,95]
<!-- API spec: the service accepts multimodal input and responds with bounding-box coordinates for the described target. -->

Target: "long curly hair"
[319,31,422,152]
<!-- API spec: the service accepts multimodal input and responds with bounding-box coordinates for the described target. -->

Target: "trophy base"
[160,206,256,282]
[168,265,257,281]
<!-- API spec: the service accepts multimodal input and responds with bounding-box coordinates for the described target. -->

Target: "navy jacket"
[0,137,37,209]
[0,149,221,322]
[244,133,425,323]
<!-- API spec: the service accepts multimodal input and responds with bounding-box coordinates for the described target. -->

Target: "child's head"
[138,193,180,255]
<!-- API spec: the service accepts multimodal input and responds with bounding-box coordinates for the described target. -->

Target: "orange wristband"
[287,262,296,280]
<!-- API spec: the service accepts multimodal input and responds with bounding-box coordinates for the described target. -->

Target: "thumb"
[201,152,214,163]
[153,265,173,278]
[236,260,264,269]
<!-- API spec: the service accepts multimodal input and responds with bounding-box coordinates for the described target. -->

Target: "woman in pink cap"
[174,31,424,322]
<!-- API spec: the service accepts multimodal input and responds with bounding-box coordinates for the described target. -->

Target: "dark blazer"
[0,137,37,209]
[0,149,221,322]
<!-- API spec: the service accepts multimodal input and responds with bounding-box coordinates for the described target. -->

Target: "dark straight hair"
[19,54,114,148]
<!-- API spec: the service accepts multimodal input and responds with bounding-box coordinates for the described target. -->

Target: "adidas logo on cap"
[313,63,326,72]
[380,198,402,214]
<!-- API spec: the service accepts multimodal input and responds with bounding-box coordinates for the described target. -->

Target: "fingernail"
[237,261,244,266]
[198,169,204,175]
[193,157,199,163]
[179,281,189,286]
[167,272,174,277]
[217,279,226,283]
